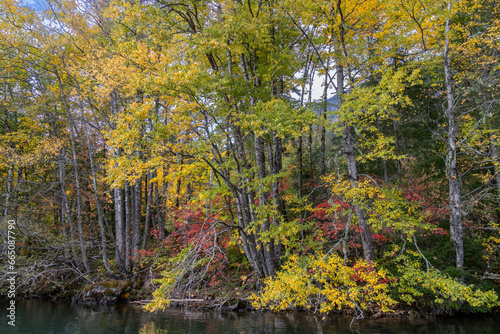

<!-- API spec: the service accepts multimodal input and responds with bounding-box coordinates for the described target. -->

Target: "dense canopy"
[1,0,499,314]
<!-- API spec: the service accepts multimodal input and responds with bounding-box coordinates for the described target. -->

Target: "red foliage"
[401,175,450,236]
[351,261,376,283]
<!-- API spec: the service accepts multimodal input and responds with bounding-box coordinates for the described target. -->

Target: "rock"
[408,310,420,319]
[73,280,132,305]
[220,299,249,312]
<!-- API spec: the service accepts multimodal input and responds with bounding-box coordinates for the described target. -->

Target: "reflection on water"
[1,298,499,334]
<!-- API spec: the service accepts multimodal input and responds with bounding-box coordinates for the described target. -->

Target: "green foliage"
[391,253,499,312]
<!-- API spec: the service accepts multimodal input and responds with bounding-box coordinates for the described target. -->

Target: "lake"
[1,298,499,333]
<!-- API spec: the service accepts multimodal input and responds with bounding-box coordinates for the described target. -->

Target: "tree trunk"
[272,133,282,267]
[55,69,89,272]
[254,134,275,276]
[142,171,153,249]
[491,134,500,197]
[444,5,464,269]
[83,118,112,273]
[3,167,13,217]
[321,59,330,175]
[154,176,165,238]
[338,64,376,262]
[124,181,132,273]
[114,187,125,271]
[132,177,141,257]
[67,112,90,272]
[111,89,126,271]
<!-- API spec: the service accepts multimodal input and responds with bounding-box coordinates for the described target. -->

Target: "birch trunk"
[444,3,464,269]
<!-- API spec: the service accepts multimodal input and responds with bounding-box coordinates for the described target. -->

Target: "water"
[1,298,499,333]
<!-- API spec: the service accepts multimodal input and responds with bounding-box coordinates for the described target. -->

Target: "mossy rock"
[73,279,132,305]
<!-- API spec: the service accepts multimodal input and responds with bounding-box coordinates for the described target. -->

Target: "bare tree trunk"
[393,118,402,178]
[4,167,13,217]
[124,182,132,273]
[338,64,376,262]
[254,134,275,276]
[308,125,313,172]
[272,133,282,267]
[55,69,89,271]
[114,187,125,271]
[68,122,90,272]
[132,178,141,257]
[444,4,464,269]
[308,57,315,173]
[298,54,310,200]
[154,176,165,238]
[491,135,500,197]
[83,118,112,273]
[321,57,331,175]
[383,160,388,184]
[111,89,125,272]
[142,171,153,249]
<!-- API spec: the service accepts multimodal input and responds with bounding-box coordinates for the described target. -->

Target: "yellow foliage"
[251,252,396,314]
[323,174,430,233]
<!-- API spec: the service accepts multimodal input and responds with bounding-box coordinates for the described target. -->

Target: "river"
[1,298,499,333]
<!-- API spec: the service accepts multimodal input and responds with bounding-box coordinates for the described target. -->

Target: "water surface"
[1,298,499,333]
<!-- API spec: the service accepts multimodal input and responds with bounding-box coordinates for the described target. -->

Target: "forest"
[0,0,499,316]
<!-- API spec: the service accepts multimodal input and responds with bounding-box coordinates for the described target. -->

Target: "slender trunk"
[383,160,388,184]
[321,59,330,175]
[114,187,125,270]
[209,170,213,216]
[393,115,402,178]
[298,136,303,198]
[4,167,13,217]
[272,133,282,267]
[124,182,132,273]
[132,177,141,257]
[154,177,165,238]
[83,118,112,273]
[237,189,265,278]
[142,171,153,249]
[298,55,308,199]
[110,89,126,272]
[68,116,90,272]
[308,59,315,173]
[444,4,464,269]
[55,69,89,272]
[338,64,376,262]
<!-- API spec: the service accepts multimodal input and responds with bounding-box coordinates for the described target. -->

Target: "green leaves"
[238,99,316,138]
[335,67,422,162]
[393,254,499,312]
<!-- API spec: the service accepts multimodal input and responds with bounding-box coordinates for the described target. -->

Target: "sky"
[22,0,47,11]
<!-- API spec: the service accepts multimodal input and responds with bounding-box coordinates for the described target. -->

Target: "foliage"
[0,0,499,316]
[251,252,396,314]
[390,252,499,312]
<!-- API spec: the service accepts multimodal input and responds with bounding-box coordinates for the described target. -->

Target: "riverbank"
[4,277,498,321]
[2,262,499,319]
[4,297,500,334]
